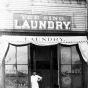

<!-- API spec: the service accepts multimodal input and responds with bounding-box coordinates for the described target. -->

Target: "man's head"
[33,71,36,75]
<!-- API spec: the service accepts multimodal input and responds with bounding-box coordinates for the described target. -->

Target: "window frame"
[4,44,31,88]
[59,44,84,88]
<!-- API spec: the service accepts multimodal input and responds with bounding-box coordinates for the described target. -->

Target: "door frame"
[31,45,53,88]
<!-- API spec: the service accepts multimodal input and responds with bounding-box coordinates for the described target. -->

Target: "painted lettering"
[63,22,70,30]
[48,21,54,29]
[14,20,21,29]
[22,20,30,29]
[39,21,47,29]
[56,21,62,30]
[31,20,38,29]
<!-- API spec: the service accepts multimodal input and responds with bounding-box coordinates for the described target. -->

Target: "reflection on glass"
[5,77,17,86]
[72,64,82,73]
[5,77,28,88]
[5,65,17,77]
[61,65,71,75]
[5,45,16,64]
[17,77,28,86]
[61,46,71,64]
[72,46,81,64]
[62,76,71,88]
[72,74,82,87]
[17,65,28,77]
[17,46,28,64]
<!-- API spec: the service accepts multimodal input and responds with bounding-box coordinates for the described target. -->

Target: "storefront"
[0,33,88,88]
[0,0,87,88]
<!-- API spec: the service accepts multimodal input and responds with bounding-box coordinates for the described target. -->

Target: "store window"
[5,45,28,88]
[60,45,83,88]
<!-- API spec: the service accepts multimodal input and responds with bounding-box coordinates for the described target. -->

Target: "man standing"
[31,71,42,88]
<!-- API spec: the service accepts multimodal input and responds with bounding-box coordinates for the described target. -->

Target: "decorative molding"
[0,29,87,36]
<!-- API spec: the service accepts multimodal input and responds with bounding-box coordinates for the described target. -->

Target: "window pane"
[5,65,17,77]
[18,77,28,87]
[5,45,16,64]
[5,77,17,88]
[61,76,71,88]
[72,46,82,64]
[17,65,28,77]
[72,74,82,88]
[17,46,28,64]
[61,65,71,75]
[61,46,71,64]
[72,64,82,73]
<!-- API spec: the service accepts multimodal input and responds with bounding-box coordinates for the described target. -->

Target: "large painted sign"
[14,14,71,30]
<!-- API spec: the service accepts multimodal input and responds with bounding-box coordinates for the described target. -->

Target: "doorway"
[36,60,51,88]
[30,44,58,88]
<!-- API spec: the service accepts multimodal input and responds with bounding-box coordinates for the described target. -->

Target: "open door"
[30,44,58,88]
[36,60,51,88]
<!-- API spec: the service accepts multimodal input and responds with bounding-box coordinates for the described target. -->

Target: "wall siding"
[0,0,87,31]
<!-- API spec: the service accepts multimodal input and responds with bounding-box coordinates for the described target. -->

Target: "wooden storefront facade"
[0,0,88,88]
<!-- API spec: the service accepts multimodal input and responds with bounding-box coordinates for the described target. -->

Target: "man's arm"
[37,75,42,81]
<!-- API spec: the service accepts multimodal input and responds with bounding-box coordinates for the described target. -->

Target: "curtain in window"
[0,41,9,88]
[78,42,88,62]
